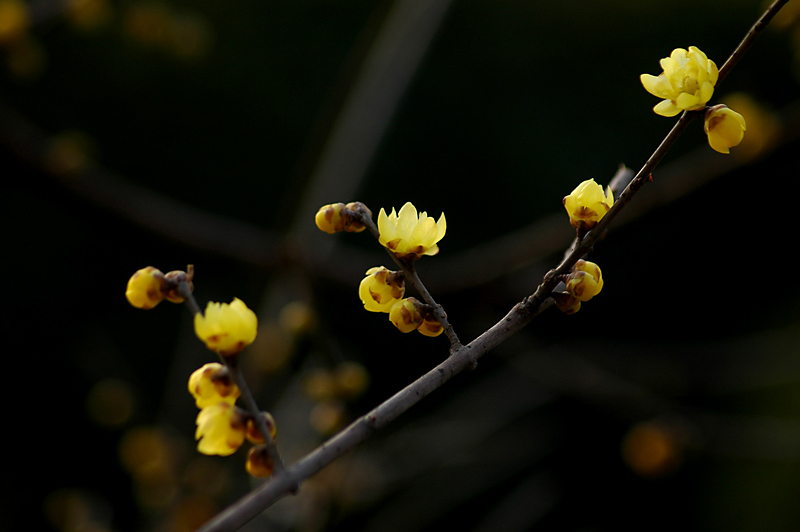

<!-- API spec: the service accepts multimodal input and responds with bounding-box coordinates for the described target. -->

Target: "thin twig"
[717,0,790,84]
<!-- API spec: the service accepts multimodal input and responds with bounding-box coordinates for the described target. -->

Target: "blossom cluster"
[189,362,278,477]
[316,201,447,337]
[359,267,444,336]
[125,268,277,478]
[641,46,746,154]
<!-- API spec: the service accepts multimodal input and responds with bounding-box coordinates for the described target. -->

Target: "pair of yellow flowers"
[641,45,746,154]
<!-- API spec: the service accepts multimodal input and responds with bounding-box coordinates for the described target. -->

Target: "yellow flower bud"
[704,104,747,154]
[245,445,274,478]
[315,202,370,234]
[388,297,425,333]
[194,403,246,456]
[245,411,277,444]
[378,202,446,260]
[187,363,240,409]
[565,260,604,302]
[194,298,258,358]
[640,46,718,117]
[417,313,444,337]
[563,179,614,230]
[125,266,167,309]
[333,361,370,399]
[358,266,405,312]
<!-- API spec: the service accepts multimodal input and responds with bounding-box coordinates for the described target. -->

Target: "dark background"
[4,0,800,531]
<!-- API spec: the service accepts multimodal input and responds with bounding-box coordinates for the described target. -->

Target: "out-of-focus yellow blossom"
[245,445,274,478]
[359,266,405,312]
[622,422,683,478]
[704,104,747,154]
[565,260,604,302]
[126,267,168,309]
[640,46,718,117]
[303,362,370,401]
[378,202,446,260]
[721,93,779,160]
[333,362,369,399]
[67,0,113,31]
[771,0,800,30]
[417,313,444,337]
[244,411,277,444]
[6,35,45,81]
[563,179,614,230]
[389,297,425,333]
[309,401,346,435]
[187,363,240,409]
[194,403,246,456]
[315,202,370,234]
[123,1,171,47]
[194,298,258,357]
[0,0,28,45]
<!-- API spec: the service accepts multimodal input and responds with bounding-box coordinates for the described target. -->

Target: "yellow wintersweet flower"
[388,297,425,333]
[194,403,246,456]
[563,179,614,230]
[358,266,405,312]
[378,202,446,260]
[704,104,747,154]
[188,362,240,409]
[565,260,604,302]
[125,266,167,309]
[194,298,258,357]
[640,46,718,117]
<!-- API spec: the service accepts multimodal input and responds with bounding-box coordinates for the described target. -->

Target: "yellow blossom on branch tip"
[640,46,718,117]
[194,403,246,456]
[188,363,240,409]
[125,266,167,309]
[704,104,746,154]
[194,298,258,357]
[563,179,614,230]
[359,266,405,313]
[378,202,446,260]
